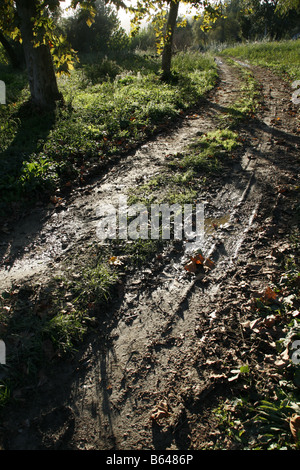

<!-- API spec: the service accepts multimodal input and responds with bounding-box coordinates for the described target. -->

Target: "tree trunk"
[15,0,62,109]
[0,30,24,69]
[161,0,180,80]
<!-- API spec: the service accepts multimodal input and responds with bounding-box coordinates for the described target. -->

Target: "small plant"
[252,395,300,450]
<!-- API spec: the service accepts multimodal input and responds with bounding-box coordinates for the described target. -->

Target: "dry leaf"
[261,286,277,302]
[290,414,300,442]
[50,196,63,205]
[151,401,169,423]
[184,253,207,273]
[191,253,204,265]
[108,256,123,266]
[184,260,199,273]
[204,258,215,270]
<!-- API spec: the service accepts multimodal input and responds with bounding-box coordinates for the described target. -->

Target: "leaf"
[184,260,198,273]
[290,414,300,442]
[86,17,93,27]
[184,253,214,273]
[108,256,123,266]
[151,400,169,423]
[204,257,215,270]
[184,253,204,273]
[191,253,204,265]
[261,286,277,302]
[50,195,63,205]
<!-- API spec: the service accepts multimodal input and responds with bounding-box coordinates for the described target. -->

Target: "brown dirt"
[0,59,299,451]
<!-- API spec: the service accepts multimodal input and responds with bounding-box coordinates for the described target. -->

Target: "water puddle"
[205,214,231,235]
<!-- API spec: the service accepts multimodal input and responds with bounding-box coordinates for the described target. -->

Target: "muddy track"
[1,59,299,450]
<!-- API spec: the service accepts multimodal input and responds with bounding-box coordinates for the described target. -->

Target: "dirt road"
[1,59,299,450]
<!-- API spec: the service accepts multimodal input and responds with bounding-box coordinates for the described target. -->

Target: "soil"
[0,58,299,451]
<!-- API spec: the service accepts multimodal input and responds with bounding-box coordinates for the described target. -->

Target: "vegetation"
[221,40,300,81]
[132,0,300,52]
[213,246,300,450]
[0,49,217,218]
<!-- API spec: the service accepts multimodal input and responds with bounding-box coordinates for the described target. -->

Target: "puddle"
[205,214,231,235]
[233,59,251,69]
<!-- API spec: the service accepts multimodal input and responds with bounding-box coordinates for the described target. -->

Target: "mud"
[0,59,299,450]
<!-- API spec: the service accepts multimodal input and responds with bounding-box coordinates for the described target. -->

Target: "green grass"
[0,244,119,401]
[128,127,241,214]
[221,40,300,81]
[169,129,240,172]
[0,50,218,218]
[217,61,262,128]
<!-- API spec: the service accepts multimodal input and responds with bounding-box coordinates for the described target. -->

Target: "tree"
[161,0,180,79]
[242,0,300,39]
[0,30,24,69]
[129,1,222,80]
[15,0,63,109]
[0,0,126,109]
[62,0,122,55]
[276,0,300,14]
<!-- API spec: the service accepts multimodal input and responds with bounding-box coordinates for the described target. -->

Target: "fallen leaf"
[184,260,199,273]
[108,256,123,266]
[191,253,204,265]
[184,253,208,273]
[261,287,277,302]
[151,401,169,423]
[290,414,300,442]
[204,258,215,270]
[50,196,63,205]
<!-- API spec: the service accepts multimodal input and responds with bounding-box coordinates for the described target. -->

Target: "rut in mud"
[1,59,299,450]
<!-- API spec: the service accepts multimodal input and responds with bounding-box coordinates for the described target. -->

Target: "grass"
[220,39,300,81]
[0,50,218,218]
[0,243,120,402]
[213,41,300,450]
[217,61,262,128]
[127,64,256,214]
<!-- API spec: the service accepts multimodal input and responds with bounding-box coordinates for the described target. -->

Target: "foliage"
[129,0,300,54]
[60,0,127,55]
[0,51,217,217]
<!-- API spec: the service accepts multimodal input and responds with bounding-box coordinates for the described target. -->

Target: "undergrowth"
[0,50,218,218]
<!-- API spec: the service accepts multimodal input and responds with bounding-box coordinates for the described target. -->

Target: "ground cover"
[0,51,217,219]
